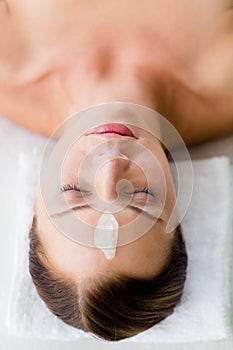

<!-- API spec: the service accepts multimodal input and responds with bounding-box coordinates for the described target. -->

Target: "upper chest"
[0,0,232,109]
[1,0,232,79]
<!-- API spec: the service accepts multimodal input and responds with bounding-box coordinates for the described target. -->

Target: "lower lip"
[86,123,135,137]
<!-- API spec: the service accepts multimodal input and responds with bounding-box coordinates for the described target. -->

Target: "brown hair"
[29,216,187,341]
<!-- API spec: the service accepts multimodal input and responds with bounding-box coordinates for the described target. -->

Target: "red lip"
[86,123,135,137]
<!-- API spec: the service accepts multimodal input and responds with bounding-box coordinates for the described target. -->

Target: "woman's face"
[34,124,177,282]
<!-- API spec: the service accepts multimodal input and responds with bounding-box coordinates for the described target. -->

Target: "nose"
[95,157,130,202]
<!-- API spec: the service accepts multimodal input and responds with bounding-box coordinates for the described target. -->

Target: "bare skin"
[35,124,177,280]
[0,0,232,144]
[1,1,232,281]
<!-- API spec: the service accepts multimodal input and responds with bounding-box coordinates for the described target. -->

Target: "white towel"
[5,151,233,344]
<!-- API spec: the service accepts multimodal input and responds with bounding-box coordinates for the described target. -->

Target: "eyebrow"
[50,205,161,222]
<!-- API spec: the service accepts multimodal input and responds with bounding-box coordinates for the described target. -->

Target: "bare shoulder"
[173,4,233,145]
[177,114,233,146]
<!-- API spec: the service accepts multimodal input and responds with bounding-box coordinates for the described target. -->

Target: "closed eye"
[60,184,89,193]
[125,186,155,197]
[60,184,155,198]
[56,184,161,220]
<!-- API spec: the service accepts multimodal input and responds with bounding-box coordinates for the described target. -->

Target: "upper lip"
[85,123,136,138]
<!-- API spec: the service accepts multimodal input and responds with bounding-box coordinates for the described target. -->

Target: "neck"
[55,72,159,139]
[68,76,158,117]
[1,1,170,137]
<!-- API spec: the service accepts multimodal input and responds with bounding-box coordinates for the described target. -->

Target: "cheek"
[61,135,97,184]
[61,150,85,184]
[27,220,33,235]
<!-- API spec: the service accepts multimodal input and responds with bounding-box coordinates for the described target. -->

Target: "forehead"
[35,198,172,281]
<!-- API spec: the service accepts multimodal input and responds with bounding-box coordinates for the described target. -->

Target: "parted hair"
[29,216,187,341]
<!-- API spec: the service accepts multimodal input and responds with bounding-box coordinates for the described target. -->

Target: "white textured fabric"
[5,151,233,344]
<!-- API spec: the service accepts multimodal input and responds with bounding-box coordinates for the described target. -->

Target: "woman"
[0,0,232,341]
[30,102,189,341]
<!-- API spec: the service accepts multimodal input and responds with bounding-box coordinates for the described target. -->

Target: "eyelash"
[60,184,154,196]
[126,187,155,196]
[60,184,82,192]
